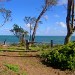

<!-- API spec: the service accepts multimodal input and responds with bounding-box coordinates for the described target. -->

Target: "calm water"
[0,35,75,44]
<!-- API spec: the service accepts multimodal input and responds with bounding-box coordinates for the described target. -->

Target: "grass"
[4,63,27,75]
[0,45,26,51]
[7,46,25,50]
[0,43,51,52]
[4,63,20,72]
[29,46,40,51]
[29,44,51,51]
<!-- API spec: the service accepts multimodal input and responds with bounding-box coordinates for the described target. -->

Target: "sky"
[0,0,72,36]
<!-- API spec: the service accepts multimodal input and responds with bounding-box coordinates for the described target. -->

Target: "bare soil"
[0,51,75,75]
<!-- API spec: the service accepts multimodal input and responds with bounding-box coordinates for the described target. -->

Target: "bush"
[41,42,75,70]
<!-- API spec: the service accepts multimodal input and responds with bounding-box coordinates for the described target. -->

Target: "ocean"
[0,35,75,45]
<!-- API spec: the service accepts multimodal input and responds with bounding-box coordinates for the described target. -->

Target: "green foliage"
[4,63,19,72]
[30,44,50,51]
[30,44,37,47]
[19,42,25,46]
[41,42,75,70]
[10,24,28,38]
[0,45,25,51]
[40,44,50,49]
[36,44,50,51]
[4,63,27,75]
[10,24,28,45]
[10,43,18,46]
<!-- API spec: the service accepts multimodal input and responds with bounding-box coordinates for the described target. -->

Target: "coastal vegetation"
[41,42,75,70]
[0,0,75,75]
[64,0,75,44]
[4,63,27,75]
[10,24,28,46]
[4,63,20,72]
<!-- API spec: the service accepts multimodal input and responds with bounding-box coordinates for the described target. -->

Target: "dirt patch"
[0,51,74,75]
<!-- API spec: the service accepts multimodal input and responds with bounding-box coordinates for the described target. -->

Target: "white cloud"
[25,23,33,30]
[44,15,48,20]
[26,23,30,28]
[44,26,67,36]
[58,0,67,5]
[36,26,67,36]
[56,22,66,28]
[26,23,32,28]
[44,27,57,35]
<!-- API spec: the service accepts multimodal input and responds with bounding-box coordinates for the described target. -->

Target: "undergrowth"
[41,42,75,70]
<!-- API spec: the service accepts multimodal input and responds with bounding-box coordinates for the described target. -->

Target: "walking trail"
[0,51,74,75]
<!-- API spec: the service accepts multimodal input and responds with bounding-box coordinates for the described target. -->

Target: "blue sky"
[0,0,71,36]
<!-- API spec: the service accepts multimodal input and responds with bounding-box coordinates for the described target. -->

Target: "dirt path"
[0,51,74,75]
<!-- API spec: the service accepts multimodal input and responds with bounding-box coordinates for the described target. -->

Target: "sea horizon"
[0,35,74,45]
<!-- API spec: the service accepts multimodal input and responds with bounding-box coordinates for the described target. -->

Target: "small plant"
[4,63,19,72]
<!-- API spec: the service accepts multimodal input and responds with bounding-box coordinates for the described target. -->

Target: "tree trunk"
[20,34,25,46]
[64,32,72,44]
[29,24,32,41]
[64,0,74,44]
[31,0,58,42]
[32,6,47,42]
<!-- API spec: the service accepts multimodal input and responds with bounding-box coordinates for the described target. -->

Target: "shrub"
[40,42,75,70]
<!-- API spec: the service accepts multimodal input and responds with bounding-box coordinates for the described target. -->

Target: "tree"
[0,0,11,27]
[24,17,36,41]
[0,8,11,27]
[64,0,75,44]
[32,0,58,42]
[10,24,28,45]
[24,16,42,41]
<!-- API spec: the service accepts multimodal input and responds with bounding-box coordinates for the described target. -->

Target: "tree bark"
[64,0,74,44]
[32,5,47,42]
[29,23,32,41]
[31,0,57,42]
[64,32,72,44]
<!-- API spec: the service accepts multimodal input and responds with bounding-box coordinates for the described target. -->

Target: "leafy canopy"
[10,24,28,38]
